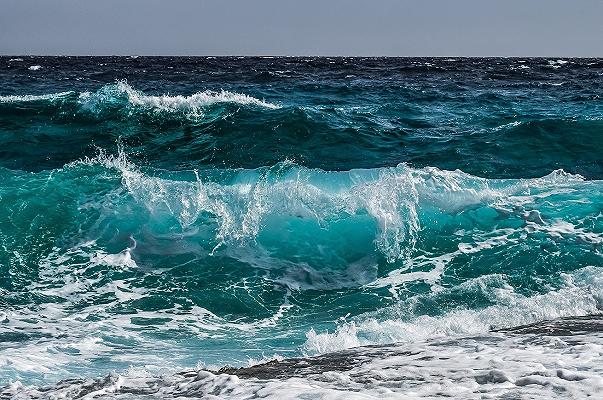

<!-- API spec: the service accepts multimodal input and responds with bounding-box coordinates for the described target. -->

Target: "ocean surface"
[0,57,602,399]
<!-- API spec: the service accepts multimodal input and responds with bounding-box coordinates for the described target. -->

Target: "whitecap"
[77,81,280,117]
[304,265,603,354]
[0,91,73,103]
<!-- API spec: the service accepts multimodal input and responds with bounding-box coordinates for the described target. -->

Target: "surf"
[1,57,603,398]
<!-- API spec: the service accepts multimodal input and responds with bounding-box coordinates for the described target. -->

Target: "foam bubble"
[5,317,603,399]
[304,266,603,354]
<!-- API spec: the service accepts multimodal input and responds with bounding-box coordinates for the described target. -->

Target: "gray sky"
[2,0,603,56]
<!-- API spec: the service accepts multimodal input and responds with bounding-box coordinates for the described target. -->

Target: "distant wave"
[0,81,279,121]
[78,81,280,113]
[0,91,73,103]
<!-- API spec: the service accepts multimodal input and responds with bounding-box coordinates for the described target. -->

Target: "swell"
[1,82,603,178]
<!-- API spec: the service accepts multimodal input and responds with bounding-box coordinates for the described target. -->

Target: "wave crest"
[78,81,280,118]
[0,81,279,121]
[70,150,593,266]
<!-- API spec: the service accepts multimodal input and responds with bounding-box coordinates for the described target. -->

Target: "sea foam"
[77,81,280,117]
[0,82,279,121]
[0,91,73,103]
[304,266,603,354]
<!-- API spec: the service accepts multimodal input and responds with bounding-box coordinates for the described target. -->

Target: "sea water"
[0,57,602,399]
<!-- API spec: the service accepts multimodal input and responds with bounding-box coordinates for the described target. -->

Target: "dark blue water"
[0,57,602,390]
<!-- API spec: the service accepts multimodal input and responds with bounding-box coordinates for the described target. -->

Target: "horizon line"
[2,54,601,59]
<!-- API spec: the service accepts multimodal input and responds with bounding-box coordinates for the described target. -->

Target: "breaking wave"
[66,149,599,265]
[1,143,602,396]
[0,81,279,121]
[304,266,603,354]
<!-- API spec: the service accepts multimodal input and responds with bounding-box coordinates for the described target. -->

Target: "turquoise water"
[0,57,602,386]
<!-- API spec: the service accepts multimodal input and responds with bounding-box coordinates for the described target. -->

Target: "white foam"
[5,323,603,399]
[0,91,73,103]
[1,155,601,396]
[0,229,299,382]
[304,266,603,354]
[512,64,530,70]
[28,65,42,71]
[547,59,571,69]
[77,81,280,117]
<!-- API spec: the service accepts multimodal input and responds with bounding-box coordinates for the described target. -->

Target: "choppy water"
[1,57,602,399]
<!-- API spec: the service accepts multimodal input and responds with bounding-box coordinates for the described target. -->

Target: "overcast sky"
[2,0,603,56]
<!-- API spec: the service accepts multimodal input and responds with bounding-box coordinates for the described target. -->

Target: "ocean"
[0,56,602,399]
